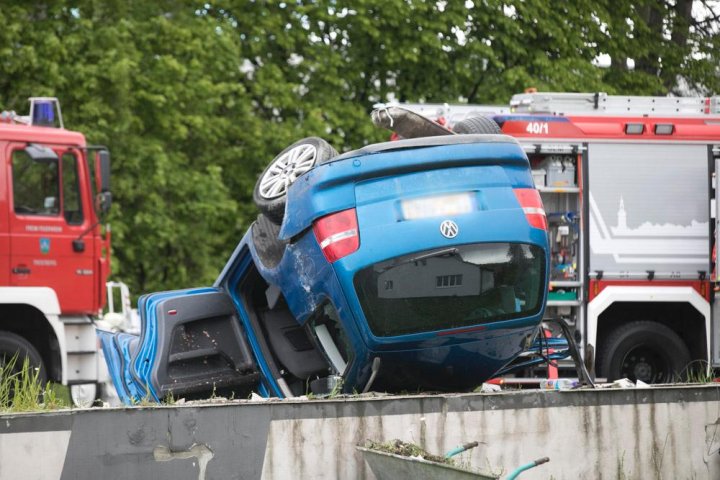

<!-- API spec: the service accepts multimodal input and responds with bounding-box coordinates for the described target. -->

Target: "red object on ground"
[544,328,558,379]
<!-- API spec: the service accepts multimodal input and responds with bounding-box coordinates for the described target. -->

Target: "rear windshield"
[354,243,545,337]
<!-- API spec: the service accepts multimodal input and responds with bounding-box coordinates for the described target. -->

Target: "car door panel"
[149,290,259,398]
[100,287,259,403]
[97,330,133,404]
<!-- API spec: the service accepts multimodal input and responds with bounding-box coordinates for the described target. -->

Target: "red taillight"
[513,188,548,231]
[313,208,360,263]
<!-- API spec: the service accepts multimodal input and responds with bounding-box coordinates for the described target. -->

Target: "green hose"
[505,457,550,480]
[444,441,479,459]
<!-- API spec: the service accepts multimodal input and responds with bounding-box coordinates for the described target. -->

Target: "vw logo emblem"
[440,220,459,239]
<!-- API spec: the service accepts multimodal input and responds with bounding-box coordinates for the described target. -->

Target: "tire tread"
[453,116,502,135]
[598,320,690,382]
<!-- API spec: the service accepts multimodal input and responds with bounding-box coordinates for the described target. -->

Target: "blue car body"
[99,134,550,402]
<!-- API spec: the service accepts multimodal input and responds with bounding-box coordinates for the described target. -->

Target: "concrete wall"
[1,385,719,480]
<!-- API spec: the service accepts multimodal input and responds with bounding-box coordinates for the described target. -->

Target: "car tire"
[0,331,47,385]
[253,137,338,224]
[453,116,502,135]
[599,321,690,384]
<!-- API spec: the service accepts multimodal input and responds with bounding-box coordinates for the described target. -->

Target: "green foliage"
[0,355,68,412]
[163,391,177,405]
[364,438,450,464]
[682,359,715,383]
[0,1,717,294]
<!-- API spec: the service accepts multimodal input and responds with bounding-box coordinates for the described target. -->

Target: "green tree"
[0,1,250,293]
[0,0,717,296]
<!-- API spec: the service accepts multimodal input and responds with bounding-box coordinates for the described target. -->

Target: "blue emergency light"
[29,97,64,128]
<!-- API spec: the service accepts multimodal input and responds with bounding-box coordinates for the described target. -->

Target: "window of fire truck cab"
[12,150,59,216]
[61,153,84,225]
[11,149,84,225]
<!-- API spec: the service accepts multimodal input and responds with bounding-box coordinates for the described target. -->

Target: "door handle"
[12,267,31,274]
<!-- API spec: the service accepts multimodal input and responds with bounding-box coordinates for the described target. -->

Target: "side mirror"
[96,191,112,214]
[97,150,111,193]
[95,150,111,214]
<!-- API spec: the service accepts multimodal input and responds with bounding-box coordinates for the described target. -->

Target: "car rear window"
[353,243,545,337]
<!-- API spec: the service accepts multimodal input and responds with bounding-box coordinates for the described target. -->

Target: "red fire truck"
[0,97,111,404]
[402,92,720,383]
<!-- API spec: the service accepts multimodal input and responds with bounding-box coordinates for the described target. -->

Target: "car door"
[0,142,9,285]
[99,287,260,403]
[7,143,96,313]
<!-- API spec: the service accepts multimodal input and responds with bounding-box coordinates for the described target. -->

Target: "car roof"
[331,134,521,162]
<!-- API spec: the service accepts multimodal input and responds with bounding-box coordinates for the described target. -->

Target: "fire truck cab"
[0,98,111,405]
[403,92,720,383]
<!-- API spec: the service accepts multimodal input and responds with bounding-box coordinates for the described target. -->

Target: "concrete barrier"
[1,385,719,479]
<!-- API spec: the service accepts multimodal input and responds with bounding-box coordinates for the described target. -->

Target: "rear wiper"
[408,247,459,263]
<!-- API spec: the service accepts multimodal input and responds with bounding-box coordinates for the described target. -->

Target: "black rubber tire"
[252,214,285,268]
[453,116,502,135]
[253,137,338,224]
[0,331,47,385]
[599,321,690,384]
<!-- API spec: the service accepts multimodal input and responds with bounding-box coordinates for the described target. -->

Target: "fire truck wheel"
[599,321,691,384]
[0,331,47,384]
[452,116,502,135]
[254,137,338,224]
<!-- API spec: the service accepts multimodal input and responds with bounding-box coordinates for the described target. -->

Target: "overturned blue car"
[99,116,555,404]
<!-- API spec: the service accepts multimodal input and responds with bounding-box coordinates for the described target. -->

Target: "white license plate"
[401,192,474,220]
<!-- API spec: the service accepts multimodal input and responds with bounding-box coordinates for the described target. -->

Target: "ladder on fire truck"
[399,91,720,124]
[511,91,720,115]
